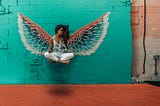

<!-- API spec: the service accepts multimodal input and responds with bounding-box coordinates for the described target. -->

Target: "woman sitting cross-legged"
[44,25,74,64]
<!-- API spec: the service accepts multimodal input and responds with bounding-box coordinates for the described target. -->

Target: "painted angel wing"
[18,13,52,55]
[67,12,110,56]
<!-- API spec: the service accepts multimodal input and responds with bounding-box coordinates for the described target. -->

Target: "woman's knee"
[60,53,74,61]
[69,53,74,58]
[66,53,74,59]
[44,52,50,58]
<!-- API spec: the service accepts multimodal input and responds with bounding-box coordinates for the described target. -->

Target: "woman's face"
[57,27,65,36]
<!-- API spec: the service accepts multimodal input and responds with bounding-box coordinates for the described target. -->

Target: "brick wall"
[0,0,132,84]
[132,0,160,82]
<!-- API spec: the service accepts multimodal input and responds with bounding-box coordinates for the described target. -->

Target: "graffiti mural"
[0,0,132,84]
[0,0,11,15]
[18,12,110,64]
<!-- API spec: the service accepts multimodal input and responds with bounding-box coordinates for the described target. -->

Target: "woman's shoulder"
[50,35,56,41]
[52,35,56,39]
[49,36,55,43]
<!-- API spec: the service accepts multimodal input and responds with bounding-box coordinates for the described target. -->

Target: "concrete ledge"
[0,84,160,106]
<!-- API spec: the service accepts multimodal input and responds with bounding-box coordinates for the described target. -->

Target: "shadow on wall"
[28,55,74,84]
[48,85,73,96]
[31,58,77,96]
[46,57,75,84]
[46,59,74,96]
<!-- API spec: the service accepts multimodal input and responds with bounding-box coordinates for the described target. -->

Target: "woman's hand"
[48,38,53,53]
[67,49,71,53]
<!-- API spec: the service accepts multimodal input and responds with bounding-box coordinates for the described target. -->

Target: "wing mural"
[67,12,110,55]
[18,12,110,57]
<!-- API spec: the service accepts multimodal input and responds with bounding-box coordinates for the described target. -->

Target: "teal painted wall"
[0,0,132,84]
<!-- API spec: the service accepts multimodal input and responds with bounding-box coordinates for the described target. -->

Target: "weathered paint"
[131,0,160,82]
[0,0,132,84]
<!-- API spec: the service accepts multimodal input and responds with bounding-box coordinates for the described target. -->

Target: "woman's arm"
[65,42,71,53]
[67,49,71,53]
[48,38,53,53]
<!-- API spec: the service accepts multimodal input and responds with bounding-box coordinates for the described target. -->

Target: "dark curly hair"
[55,24,65,34]
[55,24,69,49]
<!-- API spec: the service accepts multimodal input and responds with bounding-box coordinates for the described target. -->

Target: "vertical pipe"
[153,55,159,76]
[142,0,147,74]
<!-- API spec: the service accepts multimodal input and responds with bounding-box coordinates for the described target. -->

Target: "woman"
[44,25,74,64]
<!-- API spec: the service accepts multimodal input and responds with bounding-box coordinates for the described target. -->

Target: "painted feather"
[67,12,110,56]
[17,12,110,56]
[18,13,51,55]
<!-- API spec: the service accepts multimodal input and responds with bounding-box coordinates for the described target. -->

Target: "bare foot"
[58,60,70,64]
[63,60,70,64]
[49,59,55,64]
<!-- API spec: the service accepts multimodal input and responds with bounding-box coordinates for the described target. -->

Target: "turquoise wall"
[0,0,132,84]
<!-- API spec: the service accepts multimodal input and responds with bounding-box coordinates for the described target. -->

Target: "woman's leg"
[60,53,74,61]
[44,52,59,62]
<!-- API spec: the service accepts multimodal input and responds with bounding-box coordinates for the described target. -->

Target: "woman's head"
[55,24,65,36]
[55,24,69,42]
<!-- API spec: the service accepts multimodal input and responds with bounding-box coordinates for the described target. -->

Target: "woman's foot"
[49,59,55,64]
[62,60,70,64]
[58,59,70,64]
